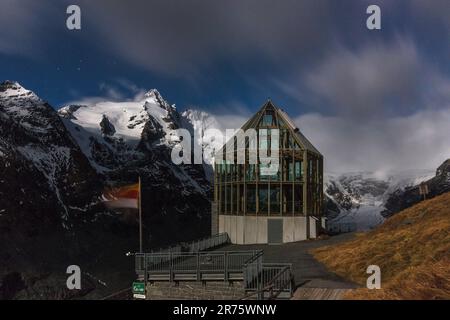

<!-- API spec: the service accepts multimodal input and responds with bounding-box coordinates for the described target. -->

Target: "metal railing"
[135,250,262,282]
[243,250,264,298]
[327,222,357,234]
[132,232,294,300]
[149,232,230,254]
[241,263,294,300]
[261,264,294,299]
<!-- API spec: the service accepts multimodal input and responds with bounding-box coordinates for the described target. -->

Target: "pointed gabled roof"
[273,103,322,155]
[216,100,322,157]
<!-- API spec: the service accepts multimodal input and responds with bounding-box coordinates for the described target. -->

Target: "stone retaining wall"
[146,281,246,300]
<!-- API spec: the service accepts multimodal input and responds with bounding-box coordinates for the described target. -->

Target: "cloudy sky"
[1,0,449,173]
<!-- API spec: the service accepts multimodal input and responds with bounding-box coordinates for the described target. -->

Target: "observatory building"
[211,100,324,244]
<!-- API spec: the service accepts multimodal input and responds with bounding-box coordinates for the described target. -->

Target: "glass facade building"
[211,101,324,244]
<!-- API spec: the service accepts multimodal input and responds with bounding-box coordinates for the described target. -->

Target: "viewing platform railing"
[327,222,357,234]
[133,232,294,300]
[148,232,230,254]
[135,250,261,282]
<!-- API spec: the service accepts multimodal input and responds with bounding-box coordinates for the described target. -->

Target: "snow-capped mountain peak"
[1,80,30,95]
[144,88,162,100]
[57,89,210,197]
[143,88,175,112]
[57,88,212,222]
[58,88,182,158]
[0,80,42,105]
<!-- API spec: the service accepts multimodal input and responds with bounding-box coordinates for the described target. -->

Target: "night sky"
[1,0,449,172]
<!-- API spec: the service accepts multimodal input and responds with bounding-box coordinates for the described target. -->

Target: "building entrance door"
[267,219,283,244]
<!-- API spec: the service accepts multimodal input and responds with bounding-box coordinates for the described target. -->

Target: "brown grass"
[313,192,450,300]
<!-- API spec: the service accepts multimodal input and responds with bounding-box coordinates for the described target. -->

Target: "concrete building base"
[218,214,319,244]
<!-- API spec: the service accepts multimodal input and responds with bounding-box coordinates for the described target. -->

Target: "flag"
[102,183,140,209]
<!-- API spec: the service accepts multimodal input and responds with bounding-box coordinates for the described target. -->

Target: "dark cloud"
[304,37,422,117]
[79,0,335,76]
[277,36,450,119]
[294,106,450,173]
[411,0,450,31]
[0,0,59,56]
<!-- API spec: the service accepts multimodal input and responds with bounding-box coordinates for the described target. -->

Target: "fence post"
[169,252,173,282]
[197,252,200,281]
[144,254,148,287]
[257,257,263,300]
[243,263,247,290]
[224,252,229,282]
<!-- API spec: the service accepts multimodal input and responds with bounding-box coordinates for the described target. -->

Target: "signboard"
[132,282,146,300]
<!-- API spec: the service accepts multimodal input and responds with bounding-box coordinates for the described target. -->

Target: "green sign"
[132,282,145,294]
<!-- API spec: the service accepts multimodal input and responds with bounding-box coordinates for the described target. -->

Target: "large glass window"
[259,162,280,181]
[238,164,244,180]
[282,185,293,214]
[271,168,280,181]
[246,164,256,181]
[233,184,238,213]
[220,185,225,213]
[246,185,256,213]
[258,184,268,214]
[261,113,274,126]
[294,185,303,214]
[288,161,294,181]
[227,164,232,182]
[269,130,279,150]
[218,164,225,181]
[295,160,302,180]
[264,115,272,126]
[259,163,270,181]
[259,133,268,150]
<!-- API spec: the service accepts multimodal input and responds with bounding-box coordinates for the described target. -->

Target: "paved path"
[292,287,352,300]
[216,233,359,292]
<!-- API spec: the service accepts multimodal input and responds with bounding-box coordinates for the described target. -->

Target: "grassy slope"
[313,192,450,299]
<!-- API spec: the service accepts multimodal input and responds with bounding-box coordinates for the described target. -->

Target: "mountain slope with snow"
[58,89,212,247]
[59,90,182,172]
[180,109,226,180]
[382,160,450,217]
[0,81,110,298]
[0,81,101,229]
[325,170,435,231]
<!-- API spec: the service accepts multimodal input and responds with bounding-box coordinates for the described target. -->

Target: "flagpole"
[139,176,143,253]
